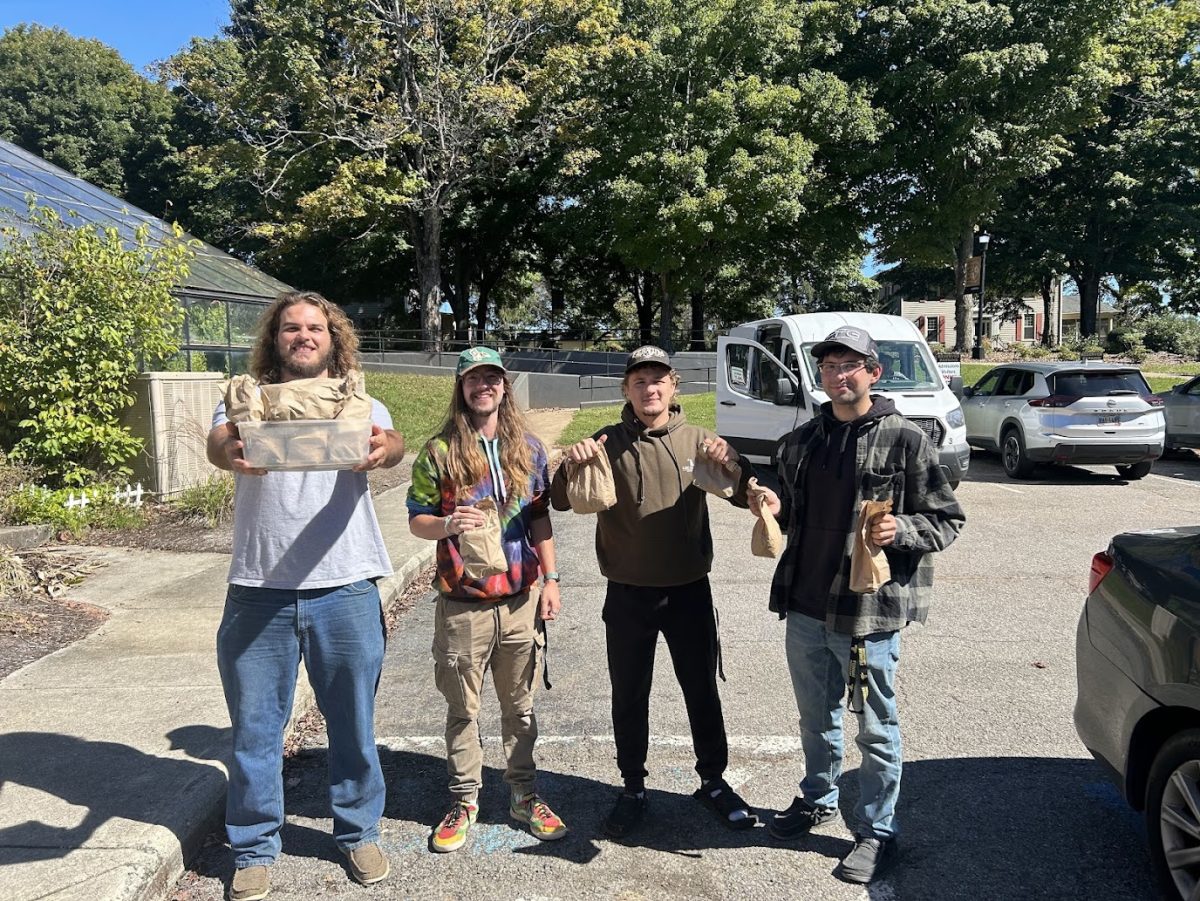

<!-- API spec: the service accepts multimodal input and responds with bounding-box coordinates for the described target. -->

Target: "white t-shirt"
[213,399,395,589]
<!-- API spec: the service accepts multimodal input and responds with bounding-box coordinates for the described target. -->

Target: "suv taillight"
[1147,394,1165,407]
[1028,395,1077,408]
[1089,551,1114,594]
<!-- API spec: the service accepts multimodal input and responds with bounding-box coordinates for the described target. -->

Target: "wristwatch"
[542,571,560,584]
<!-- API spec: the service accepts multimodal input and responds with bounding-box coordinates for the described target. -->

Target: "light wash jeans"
[785,613,902,840]
[216,580,386,867]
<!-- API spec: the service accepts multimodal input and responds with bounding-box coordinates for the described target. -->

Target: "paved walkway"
[0,485,435,901]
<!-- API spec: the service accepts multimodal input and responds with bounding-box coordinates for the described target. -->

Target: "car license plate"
[1097,414,1120,425]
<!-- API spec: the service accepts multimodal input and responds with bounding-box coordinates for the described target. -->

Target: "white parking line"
[1148,474,1200,489]
[990,483,1024,494]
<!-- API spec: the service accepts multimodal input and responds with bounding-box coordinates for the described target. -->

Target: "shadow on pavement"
[0,725,227,864]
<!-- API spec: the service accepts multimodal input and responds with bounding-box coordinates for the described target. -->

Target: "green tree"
[995,0,1200,337]
[846,0,1125,351]
[165,0,620,349]
[0,24,179,216]
[562,0,879,349]
[0,205,193,486]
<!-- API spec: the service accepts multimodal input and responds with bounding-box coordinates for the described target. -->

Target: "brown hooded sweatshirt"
[550,402,751,587]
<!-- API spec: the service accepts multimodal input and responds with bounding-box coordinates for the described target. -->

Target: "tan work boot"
[228,865,270,901]
[343,842,390,885]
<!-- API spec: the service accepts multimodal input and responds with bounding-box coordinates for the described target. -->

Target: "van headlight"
[946,406,964,429]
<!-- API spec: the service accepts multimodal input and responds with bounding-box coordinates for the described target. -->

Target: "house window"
[925,317,940,342]
[976,317,992,342]
[1022,313,1035,341]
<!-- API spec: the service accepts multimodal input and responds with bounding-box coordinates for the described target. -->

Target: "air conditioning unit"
[121,372,223,497]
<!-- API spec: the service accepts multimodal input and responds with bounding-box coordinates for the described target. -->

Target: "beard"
[281,346,334,380]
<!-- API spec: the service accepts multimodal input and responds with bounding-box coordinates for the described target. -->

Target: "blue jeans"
[216,581,386,867]
[785,613,902,840]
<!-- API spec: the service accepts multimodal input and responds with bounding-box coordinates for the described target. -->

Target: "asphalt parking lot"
[176,449,1200,901]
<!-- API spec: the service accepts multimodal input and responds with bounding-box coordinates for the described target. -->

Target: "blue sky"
[0,0,230,72]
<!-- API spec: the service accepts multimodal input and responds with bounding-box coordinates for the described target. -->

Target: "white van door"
[716,335,805,463]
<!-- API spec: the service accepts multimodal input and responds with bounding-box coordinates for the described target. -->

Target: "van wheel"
[1146,729,1200,900]
[1001,429,1035,479]
[1116,461,1153,480]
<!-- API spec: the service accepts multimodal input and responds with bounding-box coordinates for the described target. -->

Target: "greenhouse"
[0,139,291,374]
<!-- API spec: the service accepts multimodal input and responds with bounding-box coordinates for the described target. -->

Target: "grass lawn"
[365,372,453,446]
[557,392,717,445]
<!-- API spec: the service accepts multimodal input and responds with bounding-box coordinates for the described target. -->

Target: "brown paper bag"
[849,498,893,593]
[222,374,266,423]
[692,440,739,498]
[565,451,617,513]
[458,497,508,580]
[224,372,372,422]
[259,374,367,421]
[747,477,783,558]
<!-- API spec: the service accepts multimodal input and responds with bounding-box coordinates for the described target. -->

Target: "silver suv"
[962,362,1165,480]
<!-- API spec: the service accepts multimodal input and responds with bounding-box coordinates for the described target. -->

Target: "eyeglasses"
[817,361,867,378]
[463,372,504,386]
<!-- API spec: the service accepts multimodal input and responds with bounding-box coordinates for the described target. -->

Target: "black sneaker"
[836,835,895,884]
[603,790,646,839]
[768,796,838,840]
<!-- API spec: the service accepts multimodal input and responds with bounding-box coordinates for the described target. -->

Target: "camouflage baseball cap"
[455,346,506,377]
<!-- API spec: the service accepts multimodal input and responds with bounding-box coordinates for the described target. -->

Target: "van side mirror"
[950,376,964,398]
[774,377,798,406]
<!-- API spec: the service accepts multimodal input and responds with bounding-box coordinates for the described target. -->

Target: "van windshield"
[801,340,943,391]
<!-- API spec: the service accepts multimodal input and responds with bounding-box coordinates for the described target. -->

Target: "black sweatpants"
[603,577,728,792]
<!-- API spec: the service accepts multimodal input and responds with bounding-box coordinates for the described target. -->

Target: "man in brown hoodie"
[551,345,755,839]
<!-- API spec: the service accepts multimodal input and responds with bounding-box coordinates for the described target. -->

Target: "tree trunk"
[689,288,706,351]
[549,283,565,336]
[475,279,490,340]
[1039,274,1058,347]
[1073,265,1103,338]
[632,271,655,346]
[658,272,673,352]
[414,205,444,352]
[451,243,470,345]
[954,225,974,354]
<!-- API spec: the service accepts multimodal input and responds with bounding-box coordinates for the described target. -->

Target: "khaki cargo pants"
[433,588,544,801]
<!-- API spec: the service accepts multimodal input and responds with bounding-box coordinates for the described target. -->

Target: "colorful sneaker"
[431,800,478,853]
[510,791,568,841]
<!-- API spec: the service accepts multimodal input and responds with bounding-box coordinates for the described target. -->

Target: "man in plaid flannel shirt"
[751,326,964,885]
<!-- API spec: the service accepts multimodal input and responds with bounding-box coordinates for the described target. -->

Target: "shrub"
[1026,344,1052,360]
[0,204,194,487]
[1126,344,1148,363]
[1142,313,1200,357]
[0,482,147,535]
[1106,327,1145,354]
[172,474,236,527]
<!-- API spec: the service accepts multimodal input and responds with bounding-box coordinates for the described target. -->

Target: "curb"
[0,523,53,550]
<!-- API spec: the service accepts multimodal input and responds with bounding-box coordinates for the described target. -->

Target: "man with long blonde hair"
[207,290,405,900]
[407,346,565,853]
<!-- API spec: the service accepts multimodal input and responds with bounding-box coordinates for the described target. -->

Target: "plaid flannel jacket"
[770,406,965,636]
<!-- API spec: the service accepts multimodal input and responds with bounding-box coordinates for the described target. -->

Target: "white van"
[716,312,971,486]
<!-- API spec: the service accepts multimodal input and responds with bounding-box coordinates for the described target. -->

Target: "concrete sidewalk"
[0,484,435,901]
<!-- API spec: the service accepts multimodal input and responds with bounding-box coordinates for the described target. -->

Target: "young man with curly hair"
[207,291,406,900]
[407,347,565,853]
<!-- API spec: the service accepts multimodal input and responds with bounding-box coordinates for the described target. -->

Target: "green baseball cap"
[456,346,506,377]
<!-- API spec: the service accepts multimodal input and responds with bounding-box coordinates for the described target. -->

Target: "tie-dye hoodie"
[406,432,550,599]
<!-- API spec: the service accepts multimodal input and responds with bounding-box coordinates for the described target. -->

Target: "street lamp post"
[972,232,990,360]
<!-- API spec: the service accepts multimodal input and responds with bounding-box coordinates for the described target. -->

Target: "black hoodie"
[788,395,896,619]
